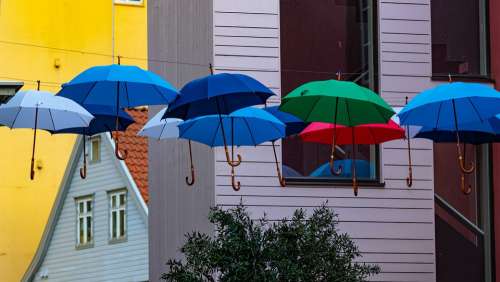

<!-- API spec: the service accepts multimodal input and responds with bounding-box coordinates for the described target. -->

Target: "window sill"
[109,237,128,245]
[114,1,144,7]
[431,75,495,84]
[75,243,94,250]
[284,178,385,188]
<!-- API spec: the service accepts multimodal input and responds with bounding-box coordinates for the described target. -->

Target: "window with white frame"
[109,190,127,241]
[90,136,100,163]
[75,196,93,247]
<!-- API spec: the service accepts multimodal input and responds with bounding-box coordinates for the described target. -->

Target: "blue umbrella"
[138,107,182,140]
[398,82,500,194]
[164,66,275,167]
[52,105,135,179]
[178,107,285,190]
[0,86,94,180]
[263,106,308,187]
[57,61,179,159]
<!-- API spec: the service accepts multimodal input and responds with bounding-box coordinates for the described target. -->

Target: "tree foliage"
[162,204,380,282]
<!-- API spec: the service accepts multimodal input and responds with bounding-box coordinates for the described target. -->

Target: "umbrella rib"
[466,97,484,123]
[125,83,131,107]
[9,107,23,128]
[303,96,322,122]
[243,117,257,146]
[48,109,57,131]
[433,102,443,130]
[81,81,98,105]
[158,122,167,140]
[210,119,222,147]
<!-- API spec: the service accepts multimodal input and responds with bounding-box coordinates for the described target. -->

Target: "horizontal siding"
[34,136,148,282]
[213,0,435,281]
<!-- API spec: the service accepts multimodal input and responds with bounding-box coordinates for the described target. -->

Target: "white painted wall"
[213,0,436,281]
[33,137,148,282]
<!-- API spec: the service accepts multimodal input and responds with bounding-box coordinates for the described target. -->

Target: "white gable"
[30,135,148,282]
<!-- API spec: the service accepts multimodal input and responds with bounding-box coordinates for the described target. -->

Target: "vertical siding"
[33,137,148,282]
[148,0,215,281]
[213,1,436,281]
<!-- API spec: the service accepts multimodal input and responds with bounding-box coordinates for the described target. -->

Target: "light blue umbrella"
[0,89,94,180]
[138,107,182,140]
[398,82,500,194]
[57,62,179,160]
[178,107,285,190]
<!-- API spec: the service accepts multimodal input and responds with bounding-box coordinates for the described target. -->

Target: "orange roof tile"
[113,108,149,203]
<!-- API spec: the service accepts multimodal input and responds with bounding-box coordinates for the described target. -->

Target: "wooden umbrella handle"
[458,155,475,174]
[231,166,241,191]
[460,173,472,195]
[271,141,286,187]
[80,136,87,179]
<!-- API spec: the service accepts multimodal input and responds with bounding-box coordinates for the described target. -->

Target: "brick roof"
[114,108,149,203]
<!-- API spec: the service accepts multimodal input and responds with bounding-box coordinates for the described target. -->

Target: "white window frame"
[75,196,94,248]
[90,136,101,163]
[114,0,144,6]
[108,189,127,243]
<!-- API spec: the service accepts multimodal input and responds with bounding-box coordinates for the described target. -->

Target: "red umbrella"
[299,120,405,195]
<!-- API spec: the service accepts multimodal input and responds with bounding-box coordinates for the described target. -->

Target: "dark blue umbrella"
[52,105,135,179]
[164,66,275,169]
[263,106,308,186]
[398,82,500,194]
[58,61,178,159]
[178,107,285,190]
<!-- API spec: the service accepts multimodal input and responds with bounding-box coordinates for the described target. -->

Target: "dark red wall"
[490,1,500,281]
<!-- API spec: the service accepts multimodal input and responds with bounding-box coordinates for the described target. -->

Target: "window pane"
[120,210,125,237]
[86,200,92,212]
[280,0,377,181]
[87,216,92,242]
[79,218,84,244]
[112,211,117,238]
[79,202,84,214]
[431,0,482,76]
[112,195,116,209]
[91,139,100,162]
[119,194,125,207]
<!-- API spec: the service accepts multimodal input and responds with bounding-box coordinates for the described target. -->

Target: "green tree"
[162,204,380,282]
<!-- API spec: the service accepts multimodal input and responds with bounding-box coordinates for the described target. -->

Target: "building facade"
[148,1,490,281]
[23,109,150,282]
[0,1,148,281]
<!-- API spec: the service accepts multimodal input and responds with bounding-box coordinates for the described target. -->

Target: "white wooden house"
[23,109,149,282]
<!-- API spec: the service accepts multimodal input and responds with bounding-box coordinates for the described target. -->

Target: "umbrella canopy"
[309,160,371,178]
[0,90,93,130]
[398,82,500,129]
[138,107,182,140]
[279,79,395,125]
[57,64,178,108]
[299,120,405,145]
[299,120,404,196]
[179,107,284,147]
[179,107,285,190]
[263,106,307,136]
[163,73,275,120]
[0,90,94,180]
[165,72,276,169]
[51,106,135,179]
[57,64,179,160]
[398,82,500,194]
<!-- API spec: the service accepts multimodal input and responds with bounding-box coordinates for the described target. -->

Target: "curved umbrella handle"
[115,143,128,160]
[271,141,286,187]
[80,165,87,179]
[231,166,241,191]
[460,173,472,195]
[185,141,195,186]
[329,156,343,176]
[185,166,195,186]
[223,146,242,167]
[458,155,475,174]
[353,177,358,196]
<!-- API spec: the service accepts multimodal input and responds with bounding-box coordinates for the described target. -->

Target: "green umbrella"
[279,79,395,192]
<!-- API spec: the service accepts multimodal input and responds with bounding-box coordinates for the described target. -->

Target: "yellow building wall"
[0,1,147,281]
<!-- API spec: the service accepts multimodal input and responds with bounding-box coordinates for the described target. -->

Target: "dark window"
[280,0,378,183]
[431,0,489,77]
